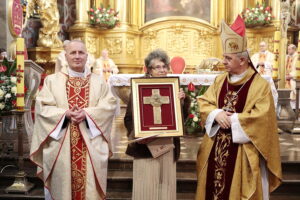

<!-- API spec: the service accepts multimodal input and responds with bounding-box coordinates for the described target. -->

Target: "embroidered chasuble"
[67,76,90,199]
[30,70,117,200]
[205,73,255,200]
[196,68,282,200]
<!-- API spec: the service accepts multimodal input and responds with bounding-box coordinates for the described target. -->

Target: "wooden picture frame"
[131,77,183,138]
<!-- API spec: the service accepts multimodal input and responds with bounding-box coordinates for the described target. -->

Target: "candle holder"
[295,80,300,120]
[272,78,280,89]
[4,109,34,194]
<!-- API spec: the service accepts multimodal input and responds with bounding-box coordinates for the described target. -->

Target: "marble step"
[0,158,299,199]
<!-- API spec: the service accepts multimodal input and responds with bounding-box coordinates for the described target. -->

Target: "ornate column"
[270,0,281,27]
[278,0,290,88]
[227,0,246,23]
[74,0,90,27]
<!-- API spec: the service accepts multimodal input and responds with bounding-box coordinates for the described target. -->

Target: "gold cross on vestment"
[143,89,170,124]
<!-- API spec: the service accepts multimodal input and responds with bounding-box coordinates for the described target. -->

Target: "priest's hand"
[66,106,77,120]
[70,109,86,124]
[178,88,186,100]
[215,111,232,129]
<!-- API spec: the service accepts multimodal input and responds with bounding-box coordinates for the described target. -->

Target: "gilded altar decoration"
[0,58,17,112]
[87,4,120,29]
[27,0,63,48]
[241,3,274,28]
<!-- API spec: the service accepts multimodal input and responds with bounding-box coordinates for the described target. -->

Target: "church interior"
[0,0,300,199]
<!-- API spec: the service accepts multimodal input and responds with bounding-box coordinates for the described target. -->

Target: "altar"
[109,73,278,106]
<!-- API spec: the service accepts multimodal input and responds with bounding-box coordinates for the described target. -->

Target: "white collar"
[68,68,86,78]
[230,70,247,82]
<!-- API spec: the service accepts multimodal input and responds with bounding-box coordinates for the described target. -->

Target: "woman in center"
[124,49,190,200]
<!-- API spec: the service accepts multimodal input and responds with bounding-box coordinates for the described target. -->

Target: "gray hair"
[144,49,170,71]
[236,51,249,60]
[63,40,70,49]
[288,44,297,50]
[65,40,87,52]
[259,41,267,47]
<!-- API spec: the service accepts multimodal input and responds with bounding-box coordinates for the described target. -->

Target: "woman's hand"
[178,88,186,100]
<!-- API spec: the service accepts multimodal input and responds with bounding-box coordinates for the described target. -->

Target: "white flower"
[268,13,271,17]
[268,17,270,20]
[190,102,195,107]
[11,86,17,94]
[260,6,263,10]
[0,103,4,110]
[10,77,17,83]
[0,89,4,98]
[193,116,199,122]
[246,10,250,13]
[5,93,11,99]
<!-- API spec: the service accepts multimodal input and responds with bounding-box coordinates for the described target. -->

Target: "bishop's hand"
[215,111,232,129]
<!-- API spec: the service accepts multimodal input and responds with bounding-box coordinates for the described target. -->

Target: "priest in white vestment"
[93,49,119,81]
[251,41,274,76]
[285,44,299,109]
[55,40,95,73]
[30,40,117,200]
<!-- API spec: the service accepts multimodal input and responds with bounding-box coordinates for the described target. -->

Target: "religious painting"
[145,0,211,23]
[131,77,183,138]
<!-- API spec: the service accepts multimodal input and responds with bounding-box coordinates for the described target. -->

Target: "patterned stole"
[103,60,110,81]
[67,76,90,200]
[258,53,266,74]
[205,73,256,200]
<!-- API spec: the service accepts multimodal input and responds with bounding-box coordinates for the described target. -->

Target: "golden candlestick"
[5,110,34,194]
[16,38,25,110]
[272,31,280,80]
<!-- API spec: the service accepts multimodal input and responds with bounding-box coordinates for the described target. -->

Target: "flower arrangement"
[87,4,120,29]
[183,82,208,135]
[241,3,274,27]
[0,58,17,112]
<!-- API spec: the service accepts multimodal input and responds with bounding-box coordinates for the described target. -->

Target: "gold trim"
[132,77,183,138]
[140,16,217,31]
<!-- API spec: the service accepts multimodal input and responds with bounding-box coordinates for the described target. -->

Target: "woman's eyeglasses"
[151,65,169,71]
